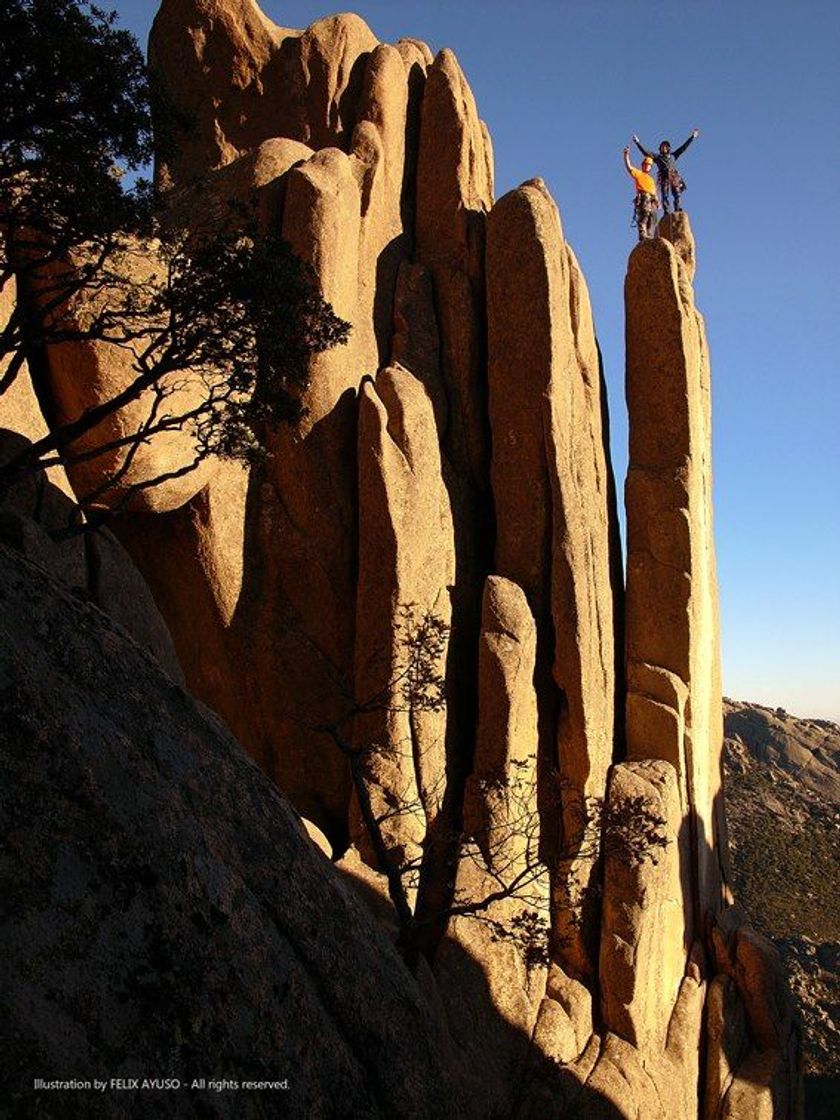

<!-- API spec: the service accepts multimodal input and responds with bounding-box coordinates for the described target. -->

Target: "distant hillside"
[723,699,840,1117]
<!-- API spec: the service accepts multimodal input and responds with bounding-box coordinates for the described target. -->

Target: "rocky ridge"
[723,699,839,1114]
[0,1,801,1116]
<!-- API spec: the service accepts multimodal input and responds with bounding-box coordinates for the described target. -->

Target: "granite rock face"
[0,2,800,1116]
[0,277,183,680]
[353,363,454,868]
[599,760,686,1052]
[35,240,218,515]
[0,547,469,1120]
[486,179,621,978]
[624,215,727,932]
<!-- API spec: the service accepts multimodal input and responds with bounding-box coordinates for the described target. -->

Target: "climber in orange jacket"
[623,147,659,242]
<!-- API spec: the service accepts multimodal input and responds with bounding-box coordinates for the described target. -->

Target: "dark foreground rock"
[0,545,468,1119]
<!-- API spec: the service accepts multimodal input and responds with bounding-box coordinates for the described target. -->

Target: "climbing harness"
[668,167,687,193]
[632,191,658,233]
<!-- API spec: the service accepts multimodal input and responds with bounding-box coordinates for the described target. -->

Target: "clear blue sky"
[113,1,840,721]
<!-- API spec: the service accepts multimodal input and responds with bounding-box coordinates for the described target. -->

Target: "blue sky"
[114,1,839,720]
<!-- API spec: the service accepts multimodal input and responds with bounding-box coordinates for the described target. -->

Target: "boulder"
[0,275,77,508]
[39,239,217,515]
[0,273,87,587]
[1,280,183,677]
[166,136,315,236]
[112,459,253,753]
[533,966,594,1065]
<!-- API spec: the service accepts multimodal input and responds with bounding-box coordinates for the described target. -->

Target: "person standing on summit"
[623,147,659,241]
[633,129,700,213]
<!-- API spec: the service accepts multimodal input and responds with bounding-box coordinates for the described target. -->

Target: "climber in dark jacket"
[633,129,699,213]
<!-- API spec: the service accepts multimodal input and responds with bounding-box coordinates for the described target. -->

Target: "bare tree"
[314,607,669,971]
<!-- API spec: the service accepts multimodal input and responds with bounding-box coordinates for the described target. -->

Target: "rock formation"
[624,212,727,932]
[0,1,800,1116]
[621,215,800,1119]
[486,178,621,977]
[0,275,183,680]
[0,546,469,1120]
[353,363,454,867]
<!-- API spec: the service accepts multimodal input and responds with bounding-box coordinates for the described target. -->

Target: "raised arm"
[633,134,654,159]
[623,146,634,177]
[673,128,700,160]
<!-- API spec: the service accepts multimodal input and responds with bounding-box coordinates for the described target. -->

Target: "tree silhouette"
[316,606,669,971]
[1,0,153,376]
[0,1,350,530]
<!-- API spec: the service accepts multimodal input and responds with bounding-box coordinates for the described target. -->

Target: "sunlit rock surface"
[0,1,800,1115]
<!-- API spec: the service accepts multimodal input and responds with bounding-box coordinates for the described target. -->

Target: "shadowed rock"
[0,544,470,1119]
[415,48,493,488]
